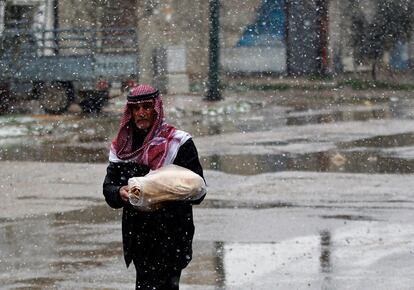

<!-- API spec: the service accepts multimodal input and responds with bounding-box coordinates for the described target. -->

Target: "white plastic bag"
[128,164,206,211]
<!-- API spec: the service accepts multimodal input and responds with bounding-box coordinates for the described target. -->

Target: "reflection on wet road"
[2,202,414,289]
[202,149,414,175]
[1,96,414,171]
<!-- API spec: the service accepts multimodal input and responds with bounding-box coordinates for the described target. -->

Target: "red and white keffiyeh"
[109,84,190,170]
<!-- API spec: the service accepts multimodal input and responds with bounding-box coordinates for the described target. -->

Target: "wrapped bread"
[128,164,206,211]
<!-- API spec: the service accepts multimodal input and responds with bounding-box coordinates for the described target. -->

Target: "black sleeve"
[173,139,206,204]
[103,162,150,209]
[103,162,124,209]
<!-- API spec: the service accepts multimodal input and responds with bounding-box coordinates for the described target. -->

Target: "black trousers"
[134,260,182,290]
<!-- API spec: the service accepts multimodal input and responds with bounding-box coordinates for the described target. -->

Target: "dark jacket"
[103,139,204,270]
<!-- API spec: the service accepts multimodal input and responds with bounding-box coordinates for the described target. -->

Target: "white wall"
[221,44,286,73]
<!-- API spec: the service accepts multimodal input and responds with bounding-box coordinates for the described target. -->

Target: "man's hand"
[119,185,129,202]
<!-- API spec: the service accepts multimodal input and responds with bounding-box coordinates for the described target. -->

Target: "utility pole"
[53,0,59,54]
[316,0,328,76]
[205,0,222,101]
[284,0,292,76]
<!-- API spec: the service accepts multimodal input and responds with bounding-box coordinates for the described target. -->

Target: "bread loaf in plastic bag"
[128,164,206,211]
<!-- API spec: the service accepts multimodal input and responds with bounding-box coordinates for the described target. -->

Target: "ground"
[1,87,414,289]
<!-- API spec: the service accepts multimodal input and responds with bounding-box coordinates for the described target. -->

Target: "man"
[103,84,205,290]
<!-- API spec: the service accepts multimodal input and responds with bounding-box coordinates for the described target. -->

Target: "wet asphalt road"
[1,163,414,290]
[1,92,414,289]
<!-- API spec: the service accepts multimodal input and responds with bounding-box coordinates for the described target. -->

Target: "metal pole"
[316,0,328,76]
[205,0,222,101]
[284,0,292,76]
[53,0,59,54]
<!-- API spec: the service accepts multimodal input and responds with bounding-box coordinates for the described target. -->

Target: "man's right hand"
[119,185,129,202]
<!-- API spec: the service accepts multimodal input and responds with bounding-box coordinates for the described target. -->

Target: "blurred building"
[1,0,413,93]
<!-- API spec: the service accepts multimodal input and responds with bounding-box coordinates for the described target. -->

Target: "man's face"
[130,101,156,131]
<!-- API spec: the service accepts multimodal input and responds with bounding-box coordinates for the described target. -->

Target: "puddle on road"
[199,199,294,209]
[339,132,414,148]
[1,134,413,175]
[0,202,321,289]
[1,140,413,175]
[175,101,403,136]
[285,105,396,126]
[0,143,109,163]
[201,149,414,175]
[1,98,414,174]
[188,223,414,289]
[0,95,410,142]
[319,214,377,221]
[2,204,413,289]
[0,204,123,289]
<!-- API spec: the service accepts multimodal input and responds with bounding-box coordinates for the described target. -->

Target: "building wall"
[58,0,96,29]
[136,0,210,86]
[221,0,262,48]
[56,0,272,88]
[135,0,262,88]
[1,0,46,31]
[5,0,411,92]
